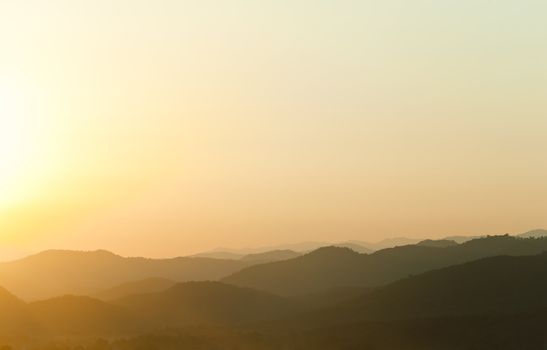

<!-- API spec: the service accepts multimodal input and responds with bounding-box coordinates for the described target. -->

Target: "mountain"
[332,242,374,254]
[0,247,31,262]
[223,247,365,295]
[264,252,547,349]
[283,311,547,350]
[0,250,255,300]
[191,251,245,259]
[363,237,422,250]
[197,242,331,257]
[442,235,479,243]
[289,286,371,310]
[518,229,547,238]
[196,249,307,263]
[0,287,35,336]
[223,235,547,296]
[416,239,458,248]
[351,253,547,320]
[306,252,547,326]
[0,286,138,337]
[241,250,301,263]
[113,281,299,327]
[94,277,178,301]
[192,240,370,258]
[29,295,142,336]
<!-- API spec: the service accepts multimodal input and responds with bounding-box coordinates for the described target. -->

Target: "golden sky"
[0,0,546,258]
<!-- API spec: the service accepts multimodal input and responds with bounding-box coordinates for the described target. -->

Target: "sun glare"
[0,81,42,208]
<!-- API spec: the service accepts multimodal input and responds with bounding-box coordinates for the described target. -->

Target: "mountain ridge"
[223,235,547,296]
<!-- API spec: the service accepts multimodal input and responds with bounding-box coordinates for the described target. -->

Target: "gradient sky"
[0,0,546,258]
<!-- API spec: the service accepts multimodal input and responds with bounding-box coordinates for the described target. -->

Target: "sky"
[0,0,546,259]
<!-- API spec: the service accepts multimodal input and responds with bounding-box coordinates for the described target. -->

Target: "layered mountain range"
[1,229,547,349]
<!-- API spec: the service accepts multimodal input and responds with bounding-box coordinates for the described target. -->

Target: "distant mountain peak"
[417,239,458,248]
[241,249,301,263]
[307,246,361,257]
[519,229,547,238]
[0,286,22,303]
[23,249,120,260]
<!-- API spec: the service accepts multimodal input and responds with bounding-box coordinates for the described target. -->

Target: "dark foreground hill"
[313,252,547,325]
[113,281,299,327]
[251,252,547,349]
[289,312,547,350]
[6,312,547,350]
[223,235,547,295]
[4,250,547,349]
[0,250,254,300]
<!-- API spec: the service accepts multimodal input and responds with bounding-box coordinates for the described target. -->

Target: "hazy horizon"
[1,0,546,258]
[1,227,545,262]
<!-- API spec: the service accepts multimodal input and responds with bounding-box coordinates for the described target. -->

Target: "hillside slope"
[29,295,143,335]
[0,287,35,336]
[339,252,547,322]
[224,236,547,295]
[94,277,178,301]
[114,281,299,327]
[0,250,254,300]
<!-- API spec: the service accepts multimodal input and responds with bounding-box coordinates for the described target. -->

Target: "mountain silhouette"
[416,239,458,247]
[331,242,374,254]
[113,281,299,327]
[349,252,547,320]
[442,235,480,243]
[29,295,142,336]
[223,235,547,295]
[296,252,547,329]
[0,287,35,336]
[224,247,364,295]
[0,250,255,300]
[191,251,245,259]
[518,228,547,238]
[241,250,301,263]
[93,277,178,301]
[289,286,371,310]
[358,237,422,250]
[193,240,373,258]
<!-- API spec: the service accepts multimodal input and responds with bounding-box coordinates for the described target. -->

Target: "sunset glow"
[0,2,546,348]
[0,81,39,207]
[0,0,546,257]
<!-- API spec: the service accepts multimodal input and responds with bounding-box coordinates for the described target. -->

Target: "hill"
[0,250,254,300]
[193,240,373,259]
[518,229,547,238]
[94,277,178,301]
[264,252,547,349]
[241,250,301,263]
[29,295,142,336]
[416,239,458,247]
[223,235,547,295]
[360,237,422,250]
[191,251,245,259]
[224,247,365,295]
[0,287,35,336]
[332,242,374,254]
[113,281,299,327]
[341,253,547,322]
